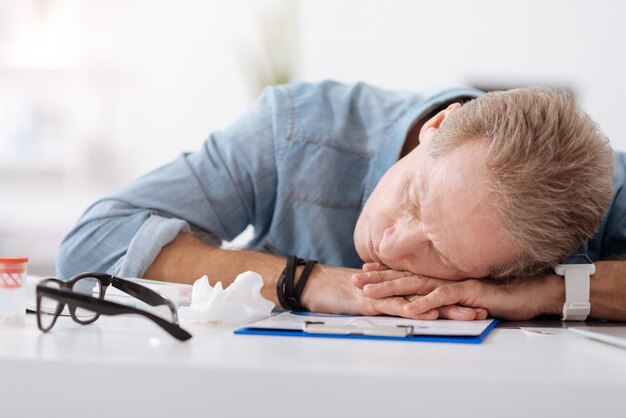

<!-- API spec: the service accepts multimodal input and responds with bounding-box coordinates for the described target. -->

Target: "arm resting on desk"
[144,233,486,321]
[585,260,626,320]
[352,260,626,321]
[144,233,420,317]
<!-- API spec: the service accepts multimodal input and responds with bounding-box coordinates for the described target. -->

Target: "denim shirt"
[56,81,626,279]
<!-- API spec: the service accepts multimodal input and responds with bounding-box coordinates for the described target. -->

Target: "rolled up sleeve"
[57,86,286,279]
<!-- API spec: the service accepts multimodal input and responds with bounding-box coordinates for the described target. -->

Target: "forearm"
[588,261,626,320]
[540,260,626,321]
[144,233,287,305]
[143,233,441,319]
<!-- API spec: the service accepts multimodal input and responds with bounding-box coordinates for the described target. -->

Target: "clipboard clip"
[303,321,414,338]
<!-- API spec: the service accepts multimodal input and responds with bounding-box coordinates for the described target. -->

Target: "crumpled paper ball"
[178,271,275,325]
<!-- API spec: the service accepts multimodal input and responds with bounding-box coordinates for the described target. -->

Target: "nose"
[378,219,423,265]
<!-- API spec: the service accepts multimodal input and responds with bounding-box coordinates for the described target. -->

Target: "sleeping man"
[57,81,626,321]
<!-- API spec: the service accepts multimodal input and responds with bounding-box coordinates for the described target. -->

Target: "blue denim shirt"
[56,81,626,279]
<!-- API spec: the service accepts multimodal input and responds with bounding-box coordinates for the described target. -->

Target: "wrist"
[276,256,318,311]
[536,273,566,316]
[298,264,360,314]
[298,263,322,311]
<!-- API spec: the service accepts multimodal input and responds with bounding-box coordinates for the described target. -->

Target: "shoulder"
[277,80,419,120]
[275,80,483,132]
[278,80,415,105]
[272,80,423,153]
[263,80,482,161]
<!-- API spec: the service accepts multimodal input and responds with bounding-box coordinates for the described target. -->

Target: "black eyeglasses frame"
[36,272,192,341]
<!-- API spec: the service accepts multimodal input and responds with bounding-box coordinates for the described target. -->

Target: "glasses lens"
[38,281,62,330]
[70,276,103,323]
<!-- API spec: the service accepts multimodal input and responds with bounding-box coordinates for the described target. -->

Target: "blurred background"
[0,0,623,276]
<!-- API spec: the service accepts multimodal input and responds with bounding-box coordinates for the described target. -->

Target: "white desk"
[2,314,625,418]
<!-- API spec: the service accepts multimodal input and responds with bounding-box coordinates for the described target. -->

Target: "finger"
[362,276,439,298]
[372,296,439,320]
[362,262,388,272]
[404,284,463,316]
[475,308,489,320]
[351,270,414,288]
[436,305,477,321]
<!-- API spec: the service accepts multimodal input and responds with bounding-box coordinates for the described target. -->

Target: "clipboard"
[235,311,499,344]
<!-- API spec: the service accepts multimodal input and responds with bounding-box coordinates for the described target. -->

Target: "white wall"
[298,0,626,151]
[0,0,279,274]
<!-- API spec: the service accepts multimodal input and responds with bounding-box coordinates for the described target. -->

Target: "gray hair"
[429,87,614,278]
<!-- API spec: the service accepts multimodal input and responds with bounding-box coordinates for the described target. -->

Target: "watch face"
[560,254,593,265]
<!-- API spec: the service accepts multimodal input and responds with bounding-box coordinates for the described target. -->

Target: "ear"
[419,102,462,143]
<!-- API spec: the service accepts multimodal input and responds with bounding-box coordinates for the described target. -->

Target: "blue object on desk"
[235,317,499,344]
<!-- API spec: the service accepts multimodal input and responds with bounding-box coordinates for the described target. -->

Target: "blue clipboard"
[235,312,499,344]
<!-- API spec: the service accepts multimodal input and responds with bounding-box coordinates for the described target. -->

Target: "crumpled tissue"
[178,271,275,325]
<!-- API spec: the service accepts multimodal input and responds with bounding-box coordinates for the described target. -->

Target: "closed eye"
[405,174,421,220]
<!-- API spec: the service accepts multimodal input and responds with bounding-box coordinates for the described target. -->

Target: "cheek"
[360,189,393,230]
[353,217,367,253]
[355,194,393,262]
[354,199,379,262]
[370,179,405,220]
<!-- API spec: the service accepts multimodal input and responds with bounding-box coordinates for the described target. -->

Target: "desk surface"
[2,314,626,418]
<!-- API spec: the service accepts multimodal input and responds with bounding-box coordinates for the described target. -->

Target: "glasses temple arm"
[38,288,191,341]
[110,278,179,323]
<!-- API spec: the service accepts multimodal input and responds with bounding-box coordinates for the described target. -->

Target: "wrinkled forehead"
[427,141,492,204]
[420,141,518,273]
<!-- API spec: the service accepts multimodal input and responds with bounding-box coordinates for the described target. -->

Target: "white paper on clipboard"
[247,311,496,337]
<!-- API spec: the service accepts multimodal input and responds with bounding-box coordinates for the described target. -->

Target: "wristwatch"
[553,254,595,321]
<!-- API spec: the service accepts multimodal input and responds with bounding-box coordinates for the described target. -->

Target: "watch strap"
[554,258,595,321]
[562,265,592,321]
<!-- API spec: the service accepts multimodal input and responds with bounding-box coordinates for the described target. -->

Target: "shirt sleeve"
[56,86,287,279]
[577,151,626,260]
[598,152,626,259]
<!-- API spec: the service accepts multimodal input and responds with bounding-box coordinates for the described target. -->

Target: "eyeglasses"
[36,272,192,341]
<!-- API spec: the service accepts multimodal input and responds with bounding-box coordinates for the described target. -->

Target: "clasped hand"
[351,263,551,321]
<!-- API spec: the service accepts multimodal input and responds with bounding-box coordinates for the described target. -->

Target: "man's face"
[354,108,518,280]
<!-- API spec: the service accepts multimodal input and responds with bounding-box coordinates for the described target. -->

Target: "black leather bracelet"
[277,256,302,310]
[276,256,317,311]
